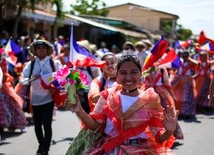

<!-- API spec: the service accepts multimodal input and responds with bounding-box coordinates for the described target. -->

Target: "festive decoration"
[53,63,89,105]
[14,62,24,76]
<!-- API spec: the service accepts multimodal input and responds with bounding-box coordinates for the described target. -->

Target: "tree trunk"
[12,5,23,39]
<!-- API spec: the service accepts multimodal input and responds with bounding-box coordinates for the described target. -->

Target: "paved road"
[1,108,214,155]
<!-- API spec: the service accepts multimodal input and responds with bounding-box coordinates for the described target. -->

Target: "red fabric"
[41,80,66,108]
[89,86,175,154]
[75,57,106,68]
[53,89,67,108]
[198,31,207,46]
[143,37,168,71]
[198,31,214,46]
[158,49,177,66]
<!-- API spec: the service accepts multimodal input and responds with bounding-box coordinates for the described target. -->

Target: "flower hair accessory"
[53,62,89,105]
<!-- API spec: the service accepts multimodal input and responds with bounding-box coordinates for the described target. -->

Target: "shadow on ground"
[52,137,74,145]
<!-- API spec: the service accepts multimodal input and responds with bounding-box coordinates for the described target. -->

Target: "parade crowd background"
[1,1,214,155]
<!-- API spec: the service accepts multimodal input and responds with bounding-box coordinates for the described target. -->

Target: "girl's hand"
[163,106,179,133]
[64,94,83,113]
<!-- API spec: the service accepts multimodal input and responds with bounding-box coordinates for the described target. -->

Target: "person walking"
[0,58,27,140]
[66,54,178,154]
[19,39,62,155]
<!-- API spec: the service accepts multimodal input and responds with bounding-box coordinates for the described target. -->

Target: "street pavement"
[1,108,214,155]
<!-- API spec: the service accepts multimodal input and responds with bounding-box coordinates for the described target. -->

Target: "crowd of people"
[0,30,214,155]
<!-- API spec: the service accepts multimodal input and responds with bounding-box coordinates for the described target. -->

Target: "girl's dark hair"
[117,54,141,71]
[101,52,115,61]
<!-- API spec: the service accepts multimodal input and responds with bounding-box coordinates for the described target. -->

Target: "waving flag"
[200,42,214,53]
[5,54,18,66]
[0,46,18,66]
[4,38,22,54]
[198,31,214,46]
[54,42,63,55]
[69,25,106,68]
[143,36,168,71]
[174,40,190,49]
[158,48,181,68]
[41,72,56,88]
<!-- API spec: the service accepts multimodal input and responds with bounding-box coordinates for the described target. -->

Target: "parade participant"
[54,43,70,65]
[144,66,184,139]
[19,39,62,155]
[143,39,153,53]
[170,51,197,118]
[123,41,135,51]
[88,52,117,111]
[194,51,214,111]
[96,41,109,59]
[0,57,27,140]
[66,54,177,154]
[208,52,214,105]
[65,52,118,155]
[134,40,147,66]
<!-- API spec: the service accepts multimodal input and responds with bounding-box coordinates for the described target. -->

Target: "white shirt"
[105,92,148,139]
[20,56,62,106]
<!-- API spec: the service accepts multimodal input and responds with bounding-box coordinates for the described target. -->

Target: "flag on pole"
[69,25,106,68]
[174,40,190,49]
[158,48,181,68]
[41,72,56,88]
[198,31,214,46]
[143,36,168,71]
[54,42,63,55]
[0,46,18,65]
[4,38,22,54]
[200,42,214,53]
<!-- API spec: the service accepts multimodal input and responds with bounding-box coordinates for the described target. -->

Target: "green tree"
[1,0,63,39]
[176,24,193,40]
[70,0,108,16]
[160,19,173,38]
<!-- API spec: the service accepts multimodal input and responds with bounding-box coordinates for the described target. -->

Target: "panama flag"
[69,25,106,68]
[174,40,190,50]
[158,48,181,68]
[143,36,169,71]
[200,42,214,53]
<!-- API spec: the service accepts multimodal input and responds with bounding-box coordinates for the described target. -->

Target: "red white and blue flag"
[158,48,181,68]
[143,36,169,71]
[2,38,21,65]
[200,42,214,53]
[4,38,22,54]
[174,40,190,50]
[198,31,214,46]
[69,25,106,68]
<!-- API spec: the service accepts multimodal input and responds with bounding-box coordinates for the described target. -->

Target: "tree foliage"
[69,0,108,16]
[176,24,193,40]
[0,0,63,39]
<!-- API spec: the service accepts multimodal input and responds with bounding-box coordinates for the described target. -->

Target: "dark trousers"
[32,101,54,152]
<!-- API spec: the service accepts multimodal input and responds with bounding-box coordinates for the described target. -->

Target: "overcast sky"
[62,0,214,39]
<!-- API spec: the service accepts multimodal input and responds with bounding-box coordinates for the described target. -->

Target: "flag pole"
[69,23,74,63]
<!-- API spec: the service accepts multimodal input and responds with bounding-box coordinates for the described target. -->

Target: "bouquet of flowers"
[53,62,89,106]
[14,62,24,76]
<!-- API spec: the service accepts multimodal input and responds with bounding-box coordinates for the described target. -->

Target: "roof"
[79,15,143,32]
[22,9,80,26]
[107,2,179,19]
[22,9,147,39]
[65,14,147,38]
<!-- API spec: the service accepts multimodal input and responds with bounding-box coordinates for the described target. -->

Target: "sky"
[62,0,214,39]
